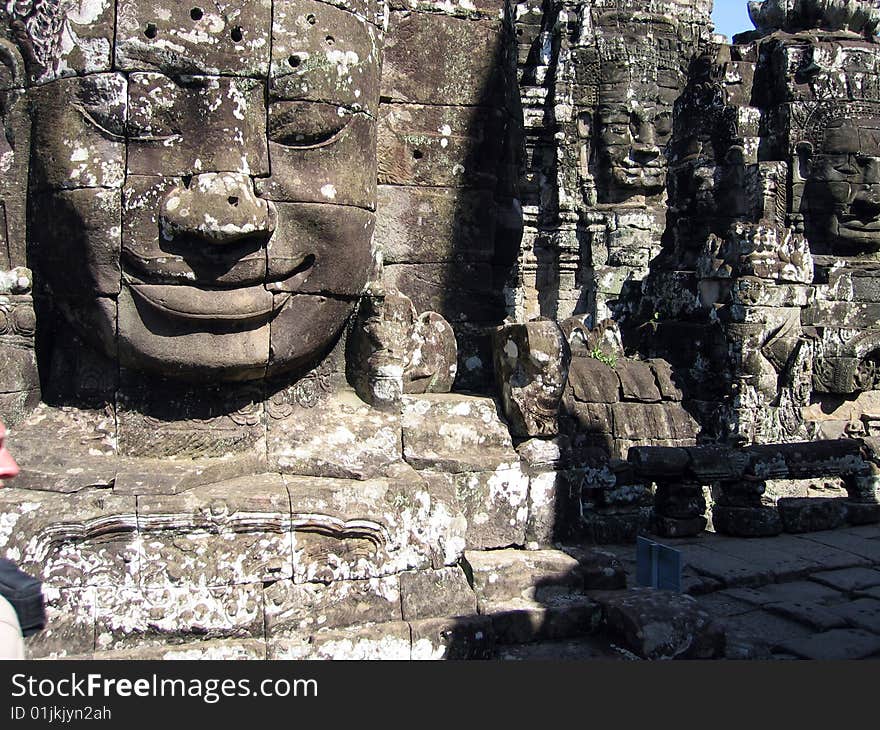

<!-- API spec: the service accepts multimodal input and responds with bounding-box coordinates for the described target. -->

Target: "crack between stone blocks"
[111,0,120,73]
[378,98,508,111]
[376,180,496,193]
[397,572,406,623]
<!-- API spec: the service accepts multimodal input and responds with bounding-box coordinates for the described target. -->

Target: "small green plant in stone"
[589,345,617,368]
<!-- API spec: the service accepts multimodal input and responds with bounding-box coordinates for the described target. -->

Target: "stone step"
[45,585,727,661]
[477,584,727,658]
[45,639,269,661]
[481,594,603,645]
[495,636,637,660]
[465,547,626,607]
[45,616,498,661]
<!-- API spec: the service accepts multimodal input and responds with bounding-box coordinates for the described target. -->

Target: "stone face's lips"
[614,165,666,187]
[128,282,288,323]
[620,159,663,170]
[839,216,880,230]
[121,249,316,289]
[836,215,880,244]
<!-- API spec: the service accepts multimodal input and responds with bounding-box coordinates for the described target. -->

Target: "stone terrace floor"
[606,524,880,660]
[496,524,880,660]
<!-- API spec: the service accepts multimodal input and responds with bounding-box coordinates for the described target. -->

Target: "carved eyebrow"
[72,103,181,143]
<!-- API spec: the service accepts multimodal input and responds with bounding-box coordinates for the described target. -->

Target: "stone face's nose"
[159,173,276,245]
[635,115,658,141]
[631,119,660,161]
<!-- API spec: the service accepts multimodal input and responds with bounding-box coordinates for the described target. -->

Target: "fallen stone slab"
[596,588,725,660]
[653,514,708,538]
[839,524,880,538]
[681,571,724,596]
[779,629,880,660]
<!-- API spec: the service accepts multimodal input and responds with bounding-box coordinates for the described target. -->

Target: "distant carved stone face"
[596,85,674,197]
[17,0,380,381]
[804,116,880,254]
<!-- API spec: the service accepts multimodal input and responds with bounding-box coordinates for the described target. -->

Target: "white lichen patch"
[528,472,556,509]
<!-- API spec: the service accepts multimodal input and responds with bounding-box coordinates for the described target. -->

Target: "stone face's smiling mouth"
[122,248,315,325]
[127,282,289,323]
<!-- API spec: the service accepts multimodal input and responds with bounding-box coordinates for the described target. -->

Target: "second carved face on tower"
[597,90,674,198]
[803,115,880,255]
[25,0,381,381]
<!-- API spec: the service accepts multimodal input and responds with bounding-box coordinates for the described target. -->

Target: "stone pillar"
[842,468,880,525]
[653,481,707,537]
[712,479,783,537]
[579,460,653,543]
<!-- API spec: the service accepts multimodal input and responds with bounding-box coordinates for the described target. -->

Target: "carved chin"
[826,214,880,252]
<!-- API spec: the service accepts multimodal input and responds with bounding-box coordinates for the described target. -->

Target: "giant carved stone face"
[803,116,880,255]
[596,82,674,199]
[17,0,379,381]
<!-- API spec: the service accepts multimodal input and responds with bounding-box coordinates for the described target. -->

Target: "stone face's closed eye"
[267,101,354,148]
